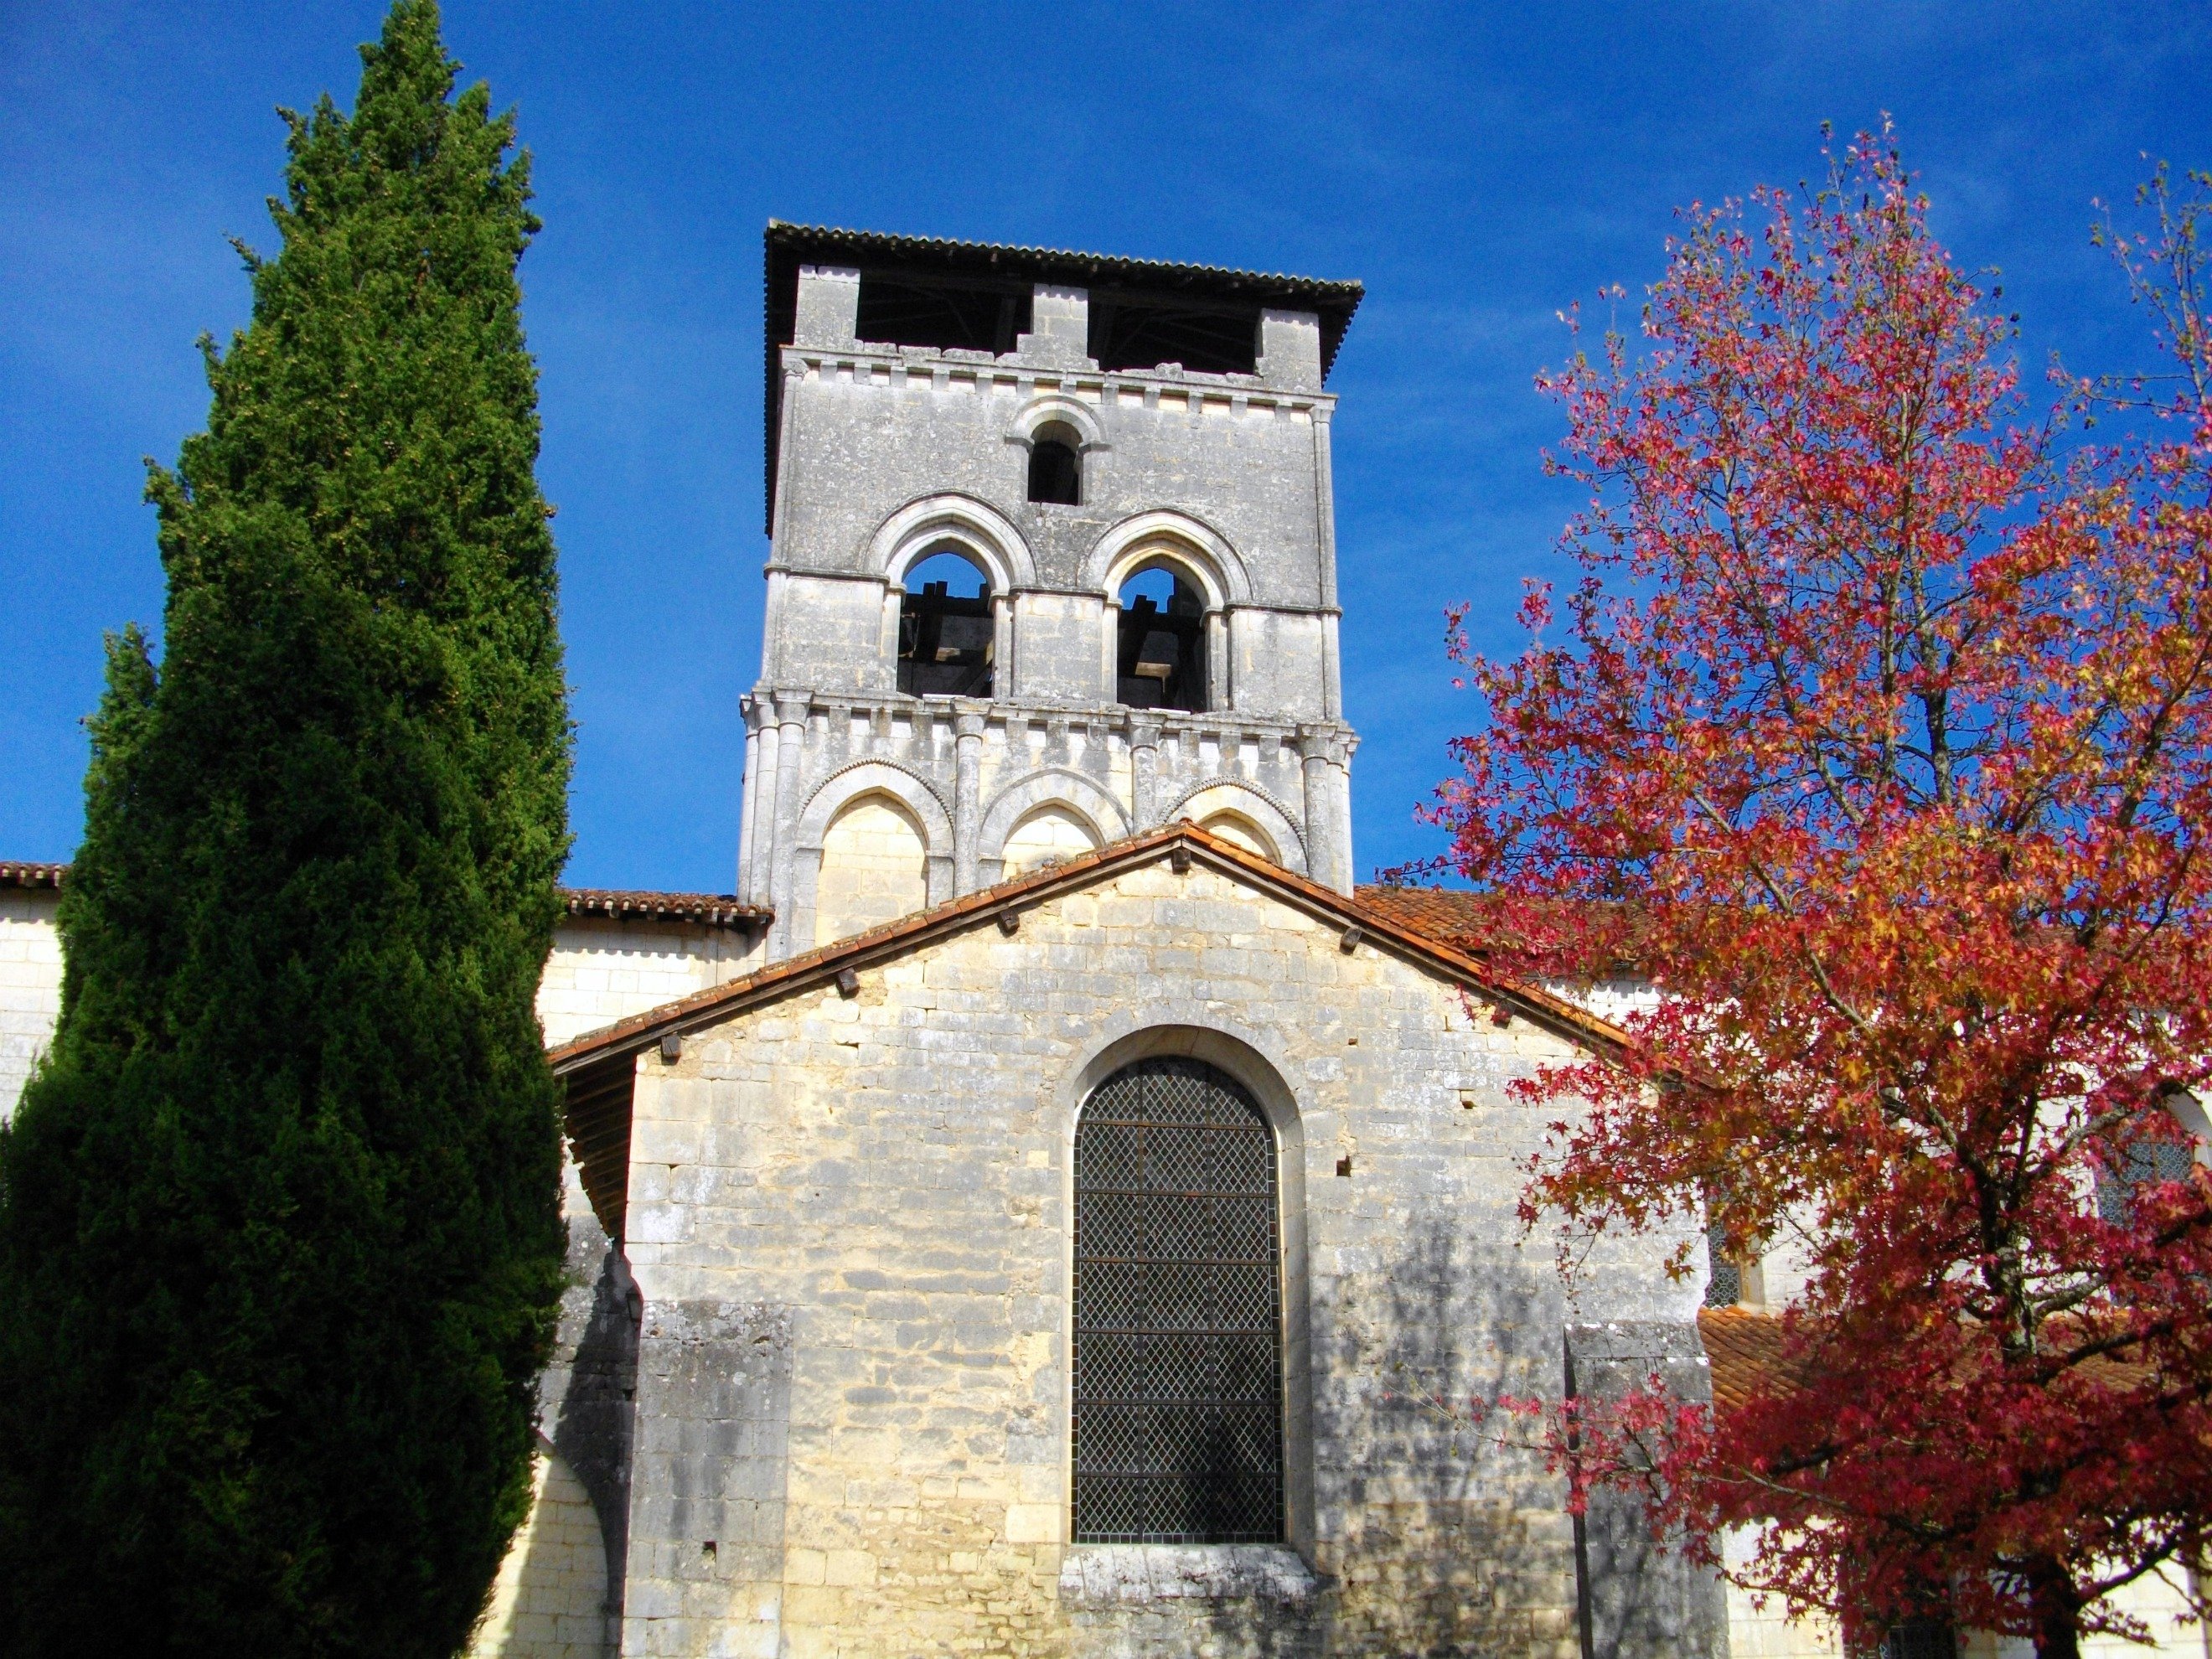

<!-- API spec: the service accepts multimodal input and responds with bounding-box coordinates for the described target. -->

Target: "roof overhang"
[550,820,1630,1239]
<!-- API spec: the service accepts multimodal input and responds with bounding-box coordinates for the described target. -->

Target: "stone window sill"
[1057,1543,1319,1606]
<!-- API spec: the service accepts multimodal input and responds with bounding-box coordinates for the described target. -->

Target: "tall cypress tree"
[0,4,570,1651]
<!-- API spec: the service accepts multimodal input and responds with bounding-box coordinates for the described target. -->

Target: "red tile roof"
[1355,886,1657,973]
[547,821,1639,1238]
[558,888,767,928]
[1698,1306,1798,1416]
[0,861,767,929]
[1354,885,1503,951]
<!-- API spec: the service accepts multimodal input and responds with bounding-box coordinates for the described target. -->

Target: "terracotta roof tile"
[1354,885,1502,951]
[1698,1307,1799,1417]
[558,888,767,928]
[549,822,1630,1076]
[0,861,769,929]
[1356,886,1660,974]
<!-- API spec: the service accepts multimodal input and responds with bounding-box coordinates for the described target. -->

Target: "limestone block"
[619,1300,794,1659]
[792,266,859,350]
[999,804,1101,879]
[814,797,928,946]
[0,892,64,1121]
[467,1448,612,1659]
[1565,1320,1729,1659]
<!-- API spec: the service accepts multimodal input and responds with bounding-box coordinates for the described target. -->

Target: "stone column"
[1298,727,1343,892]
[1129,719,1160,830]
[768,694,809,958]
[1314,402,1346,722]
[990,594,1013,699]
[953,707,985,894]
[739,702,779,910]
[1334,735,1357,891]
[734,697,764,904]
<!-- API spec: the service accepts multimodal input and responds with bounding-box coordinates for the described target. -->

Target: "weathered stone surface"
[617,861,1703,1656]
[620,1298,794,1658]
[0,885,62,1119]
[1062,1545,1326,1659]
[1564,1320,1729,1659]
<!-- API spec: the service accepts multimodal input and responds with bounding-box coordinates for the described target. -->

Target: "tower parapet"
[741,225,1363,957]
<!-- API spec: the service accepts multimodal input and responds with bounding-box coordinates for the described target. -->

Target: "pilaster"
[1129,719,1160,831]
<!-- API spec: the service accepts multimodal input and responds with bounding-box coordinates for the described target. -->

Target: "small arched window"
[2095,1092,2205,1225]
[1027,423,1082,505]
[897,548,994,698]
[1115,564,1207,713]
[1702,1182,1767,1309]
[1072,1057,1282,1543]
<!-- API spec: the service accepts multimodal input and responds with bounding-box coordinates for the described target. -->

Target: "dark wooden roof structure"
[762,221,1363,531]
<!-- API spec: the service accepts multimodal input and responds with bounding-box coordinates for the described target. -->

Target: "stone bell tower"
[738,224,1363,959]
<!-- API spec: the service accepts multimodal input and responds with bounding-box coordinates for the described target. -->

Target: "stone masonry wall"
[622,858,1706,1657]
[468,1448,612,1659]
[0,886,62,1119]
[0,893,759,1102]
[813,798,929,948]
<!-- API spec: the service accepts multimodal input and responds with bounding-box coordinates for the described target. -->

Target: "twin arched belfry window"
[1072,1057,1283,1543]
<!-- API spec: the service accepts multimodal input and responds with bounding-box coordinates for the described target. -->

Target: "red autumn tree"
[1435,135,2212,1657]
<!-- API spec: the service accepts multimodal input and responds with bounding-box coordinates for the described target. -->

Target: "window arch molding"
[1161,782,1308,875]
[793,759,954,856]
[868,493,1037,594]
[977,767,1130,882]
[1085,510,1251,612]
[1005,393,1109,455]
[2163,1088,2211,1163]
[1052,1021,1316,1556]
[787,761,957,943]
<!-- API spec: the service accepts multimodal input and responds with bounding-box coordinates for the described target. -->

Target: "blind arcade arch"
[1072,1057,1284,1543]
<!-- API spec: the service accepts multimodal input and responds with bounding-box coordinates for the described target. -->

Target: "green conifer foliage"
[0,4,571,1650]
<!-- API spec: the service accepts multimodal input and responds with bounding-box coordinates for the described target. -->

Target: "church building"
[4,225,2204,1659]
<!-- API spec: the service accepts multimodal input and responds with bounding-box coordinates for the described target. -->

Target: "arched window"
[1072,1057,1282,1543]
[897,548,994,697]
[2095,1091,2205,1225]
[1028,423,1082,505]
[1114,563,1207,713]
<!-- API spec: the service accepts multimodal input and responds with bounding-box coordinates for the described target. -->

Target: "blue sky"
[3,2,2208,891]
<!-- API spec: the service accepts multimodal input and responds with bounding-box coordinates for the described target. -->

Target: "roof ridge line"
[546,821,1632,1074]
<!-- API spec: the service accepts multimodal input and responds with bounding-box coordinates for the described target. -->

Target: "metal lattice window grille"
[1072,1057,1284,1544]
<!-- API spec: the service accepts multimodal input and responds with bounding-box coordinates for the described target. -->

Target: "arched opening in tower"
[1027,423,1083,505]
[1116,564,1207,712]
[898,548,995,697]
